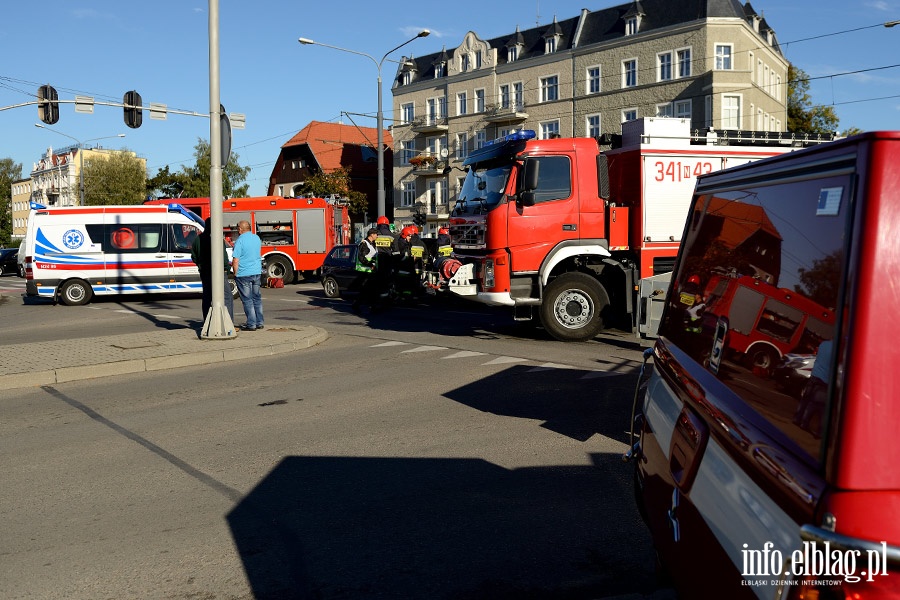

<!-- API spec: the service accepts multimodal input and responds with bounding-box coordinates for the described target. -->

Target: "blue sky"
[2,1,898,196]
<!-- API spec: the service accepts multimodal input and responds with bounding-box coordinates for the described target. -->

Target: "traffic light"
[123,90,143,128]
[37,85,59,125]
[413,212,426,227]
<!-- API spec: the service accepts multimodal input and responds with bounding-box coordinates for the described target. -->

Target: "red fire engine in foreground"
[145,196,350,283]
[445,117,833,342]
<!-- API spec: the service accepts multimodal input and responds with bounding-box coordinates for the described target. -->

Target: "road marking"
[442,351,487,359]
[482,356,529,365]
[401,345,448,353]
[371,341,408,347]
[530,362,578,371]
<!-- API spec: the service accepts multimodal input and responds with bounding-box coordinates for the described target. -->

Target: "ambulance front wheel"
[59,279,93,306]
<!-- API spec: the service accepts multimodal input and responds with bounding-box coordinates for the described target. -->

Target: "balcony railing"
[484,103,529,123]
[410,116,449,134]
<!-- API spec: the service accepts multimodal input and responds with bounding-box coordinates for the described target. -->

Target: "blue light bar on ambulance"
[167,203,205,227]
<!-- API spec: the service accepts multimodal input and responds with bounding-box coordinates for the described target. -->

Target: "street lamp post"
[34,124,125,205]
[298,30,430,219]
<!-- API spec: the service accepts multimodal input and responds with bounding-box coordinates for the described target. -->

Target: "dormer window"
[508,46,518,62]
[475,50,482,69]
[435,62,446,78]
[461,54,470,72]
[545,36,557,54]
[402,72,411,85]
[625,17,638,36]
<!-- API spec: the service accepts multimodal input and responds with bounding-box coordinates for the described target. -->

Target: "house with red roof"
[267,121,393,222]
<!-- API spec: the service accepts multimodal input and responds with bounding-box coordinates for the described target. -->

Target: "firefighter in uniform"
[352,228,380,313]
[372,216,397,308]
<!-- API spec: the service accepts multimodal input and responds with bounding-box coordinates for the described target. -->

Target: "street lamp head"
[298,37,315,45]
[417,29,431,38]
[886,20,900,27]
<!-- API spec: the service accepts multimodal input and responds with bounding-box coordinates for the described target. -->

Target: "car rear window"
[659,168,852,466]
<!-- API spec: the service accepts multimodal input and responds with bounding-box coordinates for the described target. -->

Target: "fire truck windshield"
[452,164,511,215]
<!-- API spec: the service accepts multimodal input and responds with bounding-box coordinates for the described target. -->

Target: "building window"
[402,141,415,165]
[586,114,601,138]
[539,120,560,139]
[508,46,518,62]
[461,54,470,72]
[475,129,486,149]
[675,99,691,119]
[513,82,524,110]
[475,50,482,69]
[435,62,446,78]
[499,84,510,109]
[748,52,755,82]
[475,89,485,112]
[776,75,782,102]
[715,44,733,70]
[656,103,673,117]
[625,17,637,36]
[677,48,692,78]
[658,52,672,81]
[457,91,468,116]
[402,182,416,207]
[401,102,414,124]
[722,94,741,129]
[402,72,411,85]
[427,136,448,160]
[587,66,601,94]
[623,59,638,88]
[456,132,469,160]
[545,36,557,54]
[623,108,638,122]
[540,75,559,102]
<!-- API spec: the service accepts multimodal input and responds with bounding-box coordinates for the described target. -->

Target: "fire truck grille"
[450,223,485,248]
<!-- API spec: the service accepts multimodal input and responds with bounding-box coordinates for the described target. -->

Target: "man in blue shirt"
[231,220,264,331]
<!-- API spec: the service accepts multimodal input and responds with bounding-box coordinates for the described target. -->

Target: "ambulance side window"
[169,224,200,252]
[103,224,163,253]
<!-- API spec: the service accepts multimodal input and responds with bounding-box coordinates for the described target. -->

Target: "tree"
[147,138,250,199]
[0,158,24,246]
[81,150,147,206]
[787,65,841,134]
[296,167,369,216]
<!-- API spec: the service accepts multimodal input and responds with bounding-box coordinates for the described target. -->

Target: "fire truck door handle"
[562,224,577,231]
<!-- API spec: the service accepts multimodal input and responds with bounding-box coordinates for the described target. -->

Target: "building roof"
[398,0,768,78]
[281,121,394,173]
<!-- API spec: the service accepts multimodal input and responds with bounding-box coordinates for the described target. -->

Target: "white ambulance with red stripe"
[23,203,205,305]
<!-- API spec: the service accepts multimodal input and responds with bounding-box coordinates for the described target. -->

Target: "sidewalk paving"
[0,324,329,391]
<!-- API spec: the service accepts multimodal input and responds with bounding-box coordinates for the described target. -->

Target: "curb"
[0,327,329,391]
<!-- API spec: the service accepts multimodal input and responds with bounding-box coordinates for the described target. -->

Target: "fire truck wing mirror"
[519,191,536,207]
[597,154,610,200]
[522,159,540,192]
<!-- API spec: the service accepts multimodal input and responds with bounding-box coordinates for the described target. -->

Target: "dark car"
[0,248,18,276]
[773,352,815,398]
[321,244,364,298]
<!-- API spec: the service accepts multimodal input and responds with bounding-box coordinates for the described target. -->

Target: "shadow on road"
[227,453,659,600]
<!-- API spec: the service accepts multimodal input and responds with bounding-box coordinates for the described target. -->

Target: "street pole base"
[201,304,237,339]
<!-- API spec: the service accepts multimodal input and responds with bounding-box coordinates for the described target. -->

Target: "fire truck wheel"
[322,277,341,298]
[540,272,609,342]
[266,257,295,285]
[59,279,93,306]
[746,345,779,371]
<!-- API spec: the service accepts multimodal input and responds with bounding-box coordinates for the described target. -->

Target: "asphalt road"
[0,275,672,600]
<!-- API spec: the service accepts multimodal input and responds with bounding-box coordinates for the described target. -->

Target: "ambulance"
[23,204,205,305]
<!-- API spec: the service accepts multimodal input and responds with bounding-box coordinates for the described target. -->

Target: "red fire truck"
[144,196,350,283]
[699,274,835,370]
[445,117,833,341]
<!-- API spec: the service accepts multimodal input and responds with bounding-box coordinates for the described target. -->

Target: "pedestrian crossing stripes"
[370,341,619,379]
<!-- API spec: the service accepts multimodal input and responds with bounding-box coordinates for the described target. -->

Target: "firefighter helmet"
[376,216,389,225]
[438,227,449,235]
